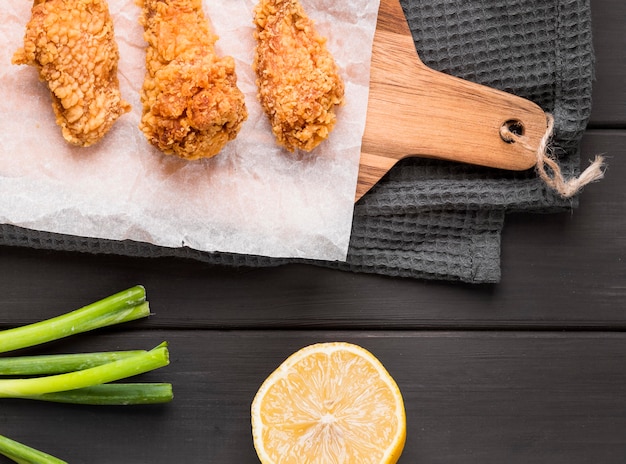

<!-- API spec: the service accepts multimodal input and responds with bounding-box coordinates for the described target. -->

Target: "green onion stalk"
[0,434,67,464]
[27,383,174,405]
[0,343,169,399]
[0,350,146,375]
[0,286,149,354]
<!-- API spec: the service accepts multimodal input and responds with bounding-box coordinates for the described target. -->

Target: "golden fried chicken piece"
[12,0,131,147]
[138,0,248,160]
[253,0,345,152]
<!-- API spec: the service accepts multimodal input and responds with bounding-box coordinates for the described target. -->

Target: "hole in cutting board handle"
[500,119,525,143]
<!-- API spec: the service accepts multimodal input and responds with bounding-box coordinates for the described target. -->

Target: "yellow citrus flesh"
[251,342,406,464]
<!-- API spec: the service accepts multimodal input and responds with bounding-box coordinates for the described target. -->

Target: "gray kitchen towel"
[0,0,595,283]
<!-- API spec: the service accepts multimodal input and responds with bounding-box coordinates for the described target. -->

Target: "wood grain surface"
[2,331,625,463]
[0,0,624,463]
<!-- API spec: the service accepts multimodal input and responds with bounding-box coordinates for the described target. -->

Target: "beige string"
[500,113,606,198]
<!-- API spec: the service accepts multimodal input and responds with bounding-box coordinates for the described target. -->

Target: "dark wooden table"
[1,0,624,462]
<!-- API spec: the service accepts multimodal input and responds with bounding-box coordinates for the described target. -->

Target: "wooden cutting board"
[356,0,548,201]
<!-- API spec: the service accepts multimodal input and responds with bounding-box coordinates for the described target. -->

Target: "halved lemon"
[251,342,406,463]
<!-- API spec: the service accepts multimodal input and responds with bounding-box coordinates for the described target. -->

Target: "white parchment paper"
[0,0,380,261]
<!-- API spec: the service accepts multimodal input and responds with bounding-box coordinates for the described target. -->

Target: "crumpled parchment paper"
[0,0,380,261]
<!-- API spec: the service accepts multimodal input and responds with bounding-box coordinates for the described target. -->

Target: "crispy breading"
[12,0,131,147]
[253,0,345,152]
[138,0,248,160]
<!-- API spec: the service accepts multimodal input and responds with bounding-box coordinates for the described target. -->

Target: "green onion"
[0,286,149,354]
[0,287,174,460]
[0,350,147,376]
[0,434,67,464]
[24,383,174,405]
[0,343,169,398]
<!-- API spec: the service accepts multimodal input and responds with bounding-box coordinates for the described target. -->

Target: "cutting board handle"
[356,0,548,201]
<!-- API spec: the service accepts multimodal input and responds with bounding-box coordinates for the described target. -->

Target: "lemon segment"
[251,342,406,464]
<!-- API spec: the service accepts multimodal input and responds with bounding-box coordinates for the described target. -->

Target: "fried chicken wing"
[12,0,131,147]
[138,0,248,160]
[253,0,345,152]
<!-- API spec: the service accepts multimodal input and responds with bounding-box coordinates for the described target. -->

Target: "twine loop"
[500,113,605,198]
